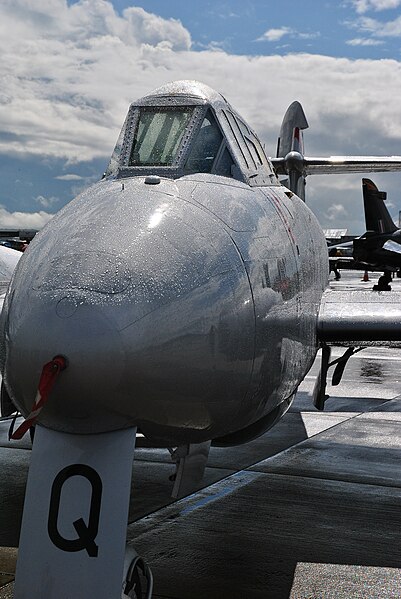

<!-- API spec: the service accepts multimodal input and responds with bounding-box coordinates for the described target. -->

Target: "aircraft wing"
[304,156,401,175]
[328,240,354,249]
[317,288,401,347]
[328,256,386,272]
[328,240,354,256]
[272,156,401,176]
[383,239,401,254]
[329,255,354,261]
[328,256,354,265]
[0,229,37,241]
[313,288,401,410]
[272,100,401,194]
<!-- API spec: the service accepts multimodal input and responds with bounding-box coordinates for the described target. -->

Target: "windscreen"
[184,110,223,174]
[129,107,194,166]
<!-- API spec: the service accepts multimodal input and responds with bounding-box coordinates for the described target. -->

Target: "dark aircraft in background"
[2,81,401,598]
[354,178,401,288]
[328,178,401,289]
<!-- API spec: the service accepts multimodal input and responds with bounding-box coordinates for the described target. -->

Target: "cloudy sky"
[2,0,401,232]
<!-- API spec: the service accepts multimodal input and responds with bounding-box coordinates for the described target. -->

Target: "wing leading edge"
[305,156,401,175]
[317,288,401,347]
[272,155,401,177]
[314,288,401,410]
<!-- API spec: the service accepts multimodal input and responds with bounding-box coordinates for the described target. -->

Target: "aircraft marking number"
[47,464,103,557]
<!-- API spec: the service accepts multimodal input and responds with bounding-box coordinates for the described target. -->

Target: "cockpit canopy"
[105,80,277,186]
[129,107,193,167]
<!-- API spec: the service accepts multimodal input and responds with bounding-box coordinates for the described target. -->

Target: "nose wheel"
[122,547,153,598]
[373,272,392,291]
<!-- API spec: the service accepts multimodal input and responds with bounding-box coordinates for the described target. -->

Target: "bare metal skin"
[1,80,394,447]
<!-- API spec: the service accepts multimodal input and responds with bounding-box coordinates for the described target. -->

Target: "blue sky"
[1,0,401,232]
[110,0,401,59]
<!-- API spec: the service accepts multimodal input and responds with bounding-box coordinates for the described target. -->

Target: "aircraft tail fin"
[277,101,309,158]
[362,178,397,234]
[276,101,309,159]
[275,101,309,201]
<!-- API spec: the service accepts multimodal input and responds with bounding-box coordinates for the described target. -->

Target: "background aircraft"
[0,230,35,319]
[2,81,401,598]
[354,178,401,288]
[328,178,401,289]
[0,244,22,308]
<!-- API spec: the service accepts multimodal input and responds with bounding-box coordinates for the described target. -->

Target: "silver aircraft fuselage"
[0,81,328,446]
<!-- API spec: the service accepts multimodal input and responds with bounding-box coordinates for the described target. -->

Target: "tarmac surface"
[1,270,401,597]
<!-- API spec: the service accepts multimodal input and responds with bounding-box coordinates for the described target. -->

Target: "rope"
[10,355,67,440]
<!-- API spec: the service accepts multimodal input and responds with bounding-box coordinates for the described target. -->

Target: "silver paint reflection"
[0,81,329,445]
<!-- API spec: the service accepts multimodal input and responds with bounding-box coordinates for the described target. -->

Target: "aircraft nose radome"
[0,187,255,439]
[2,296,126,433]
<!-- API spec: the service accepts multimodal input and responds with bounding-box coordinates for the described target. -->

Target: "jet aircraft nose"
[0,178,254,442]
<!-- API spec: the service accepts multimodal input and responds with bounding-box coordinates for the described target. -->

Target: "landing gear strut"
[373,271,392,291]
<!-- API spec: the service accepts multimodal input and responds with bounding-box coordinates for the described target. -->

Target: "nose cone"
[3,292,125,432]
[0,178,255,442]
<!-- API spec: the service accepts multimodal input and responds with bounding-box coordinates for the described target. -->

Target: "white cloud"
[351,0,401,13]
[0,0,192,162]
[257,27,293,42]
[357,14,401,35]
[0,206,53,228]
[55,174,84,181]
[298,32,321,40]
[346,11,401,49]
[1,1,401,232]
[121,6,191,50]
[325,203,348,221]
[34,195,59,208]
[346,37,384,44]
[257,27,319,43]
